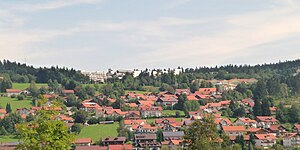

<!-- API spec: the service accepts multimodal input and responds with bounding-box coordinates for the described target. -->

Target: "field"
[77,123,119,142]
[0,97,33,111]
[0,136,19,142]
[162,110,185,117]
[12,83,48,90]
[125,90,150,94]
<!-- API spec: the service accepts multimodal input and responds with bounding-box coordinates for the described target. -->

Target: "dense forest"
[0,59,89,83]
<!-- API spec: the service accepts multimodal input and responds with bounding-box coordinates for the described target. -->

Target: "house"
[0,109,6,118]
[254,134,276,148]
[293,124,300,133]
[163,131,185,140]
[222,126,246,137]
[175,89,191,95]
[57,115,74,123]
[196,88,217,95]
[156,95,178,106]
[81,100,101,112]
[215,118,232,130]
[75,138,92,146]
[16,108,31,116]
[102,137,126,146]
[124,119,146,131]
[139,105,162,118]
[76,146,108,150]
[124,111,140,119]
[241,98,255,107]
[283,133,300,147]
[246,128,270,134]
[234,118,257,128]
[267,125,287,137]
[168,139,185,149]
[135,134,161,149]
[186,94,199,101]
[132,124,158,133]
[256,116,278,128]
[269,107,278,115]
[108,144,133,150]
[62,90,75,95]
[6,89,22,97]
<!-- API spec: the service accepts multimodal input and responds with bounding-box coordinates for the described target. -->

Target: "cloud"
[5,0,102,12]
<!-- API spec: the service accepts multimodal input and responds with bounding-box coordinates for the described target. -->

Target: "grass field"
[77,123,119,142]
[0,97,33,111]
[162,110,185,117]
[0,136,19,143]
[12,83,48,90]
[125,90,150,94]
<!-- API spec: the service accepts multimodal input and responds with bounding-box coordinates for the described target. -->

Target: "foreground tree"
[184,116,226,150]
[16,110,75,149]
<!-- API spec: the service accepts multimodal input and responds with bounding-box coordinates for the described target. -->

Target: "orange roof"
[58,115,73,121]
[207,102,221,107]
[220,100,231,105]
[187,95,198,101]
[215,118,232,125]
[0,109,6,114]
[294,124,300,130]
[256,116,278,122]
[269,107,277,111]
[222,126,246,132]
[255,134,276,140]
[6,89,22,93]
[238,118,257,123]
[155,118,177,124]
[75,138,92,144]
[63,90,74,94]
[170,139,183,145]
[124,119,145,125]
[109,144,132,150]
[82,102,101,109]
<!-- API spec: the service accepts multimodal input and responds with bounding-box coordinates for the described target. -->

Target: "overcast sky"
[0,0,300,71]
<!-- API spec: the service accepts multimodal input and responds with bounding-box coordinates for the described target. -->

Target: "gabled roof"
[254,134,276,140]
[256,116,278,122]
[6,89,22,93]
[222,126,246,132]
[237,117,257,123]
[109,144,132,150]
[75,138,92,144]
[170,139,183,145]
[63,90,74,94]
[0,109,6,114]
[268,124,286,131]
[215,118,232,125]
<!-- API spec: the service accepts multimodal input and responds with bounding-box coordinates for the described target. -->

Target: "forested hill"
[0,60,89,83]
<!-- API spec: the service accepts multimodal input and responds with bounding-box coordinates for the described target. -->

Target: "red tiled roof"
[124,119,145,125]
[222,126,246,132]
[215,118,232,125]
[63,90,74,94]
[109,144,132,150]
[238,118,257,123]
[187,95,198,101]
[255,134,276,140]
[170,139,183,145]
[256,116,278,122]
[0,109,6,114]
[6,89,22,93]
[75,138,92,144]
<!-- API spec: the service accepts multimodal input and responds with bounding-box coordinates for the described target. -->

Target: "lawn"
[0,97,33,111]
[12,83,48,90]
[125,90,150,94]
[162,110,185,117]
[0,136,20,143]
[77,123,119,142]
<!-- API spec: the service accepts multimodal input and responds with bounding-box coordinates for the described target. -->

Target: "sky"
[0,0,300,71]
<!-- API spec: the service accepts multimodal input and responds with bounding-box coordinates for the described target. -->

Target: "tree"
[190,82,199,93]
[156,129,164,142]
[174,94,187,110]
[5,103,11,113]
[0,77,12,92]
[253,99,262,116]
[28,80,39,97]
[0,126,8,135]
[253,80,268,100]
[261,99,271,116]
[184,116,225,150]
[16,110,75,149]
[74,110,87,123]
[71,123,83,134]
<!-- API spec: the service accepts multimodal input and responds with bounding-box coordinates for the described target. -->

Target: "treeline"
[0,60,89,84]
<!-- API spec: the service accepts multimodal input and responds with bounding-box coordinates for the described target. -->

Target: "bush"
[71,123,83,134]
[87,117,98,124]
[17,94,24,100]
[10,94,16,98]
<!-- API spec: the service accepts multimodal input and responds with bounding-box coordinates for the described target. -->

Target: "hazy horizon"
[1,0,300,71]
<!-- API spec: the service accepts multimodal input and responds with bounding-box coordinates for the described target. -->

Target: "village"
[0,77,299,150]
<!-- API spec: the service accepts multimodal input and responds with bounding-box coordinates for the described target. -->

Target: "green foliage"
[74,110,88,123]
[5,103,12,113]
[0,77,12,92]
[16,110,75,150]
[184,116,228,150]
[28,80,39,97]
[71,123,83,134]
